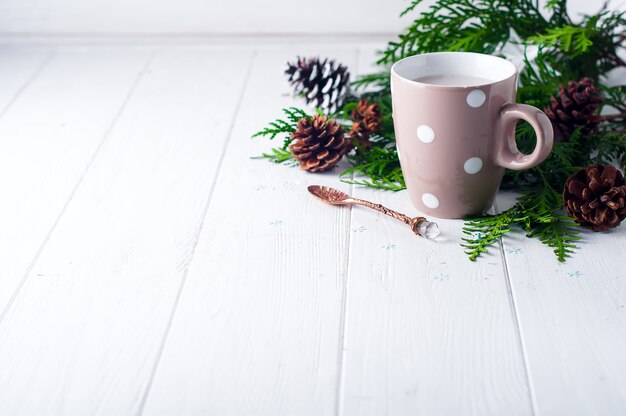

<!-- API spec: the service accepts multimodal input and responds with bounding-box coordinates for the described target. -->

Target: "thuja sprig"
[462,183,580,262]
[255,148,298,166]
[462,211,514,261]
[358,0,626,92]
[601,85,626,113]
[341,140,406,191]
[528,25,594,56]
[468,129,586,262]
[377,0,557,67]
[526,214,580,261]
[339,94,403,191]
[518,184,580,262]
[351,72,390,96]
[517,48,563,108]
[526,8,626,79]
[252,107,309,142]
[589,131,626,167]
[252,107,310,165]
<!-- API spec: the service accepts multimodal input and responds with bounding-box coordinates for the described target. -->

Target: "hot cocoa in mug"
[391,52,554,218]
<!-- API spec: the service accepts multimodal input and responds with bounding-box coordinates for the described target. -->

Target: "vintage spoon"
[308,185,440,239]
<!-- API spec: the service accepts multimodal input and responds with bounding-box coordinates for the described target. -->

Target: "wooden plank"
[496,191,626,414]
[0,47,253,415]
[0,0,409,35]
[0,46,52,115]
[338,47,533,415]
[0,47,152,311]
[141,46,358,415]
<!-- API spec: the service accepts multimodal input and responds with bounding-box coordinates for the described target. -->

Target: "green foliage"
[251,106,309,165]
[355,0,626,93]
[378,0,555,67]
[526,215,580,261]
[528,25,594,55]
[252,148,297,166]
[515,185,580,263]
[351,72,390,95]
[602,84,626,112]
[516,50,561,111]
[526,9,626,79]
[341,139,405,191]
[338,93,404,190]
[589,131,626,167]
[252,107,309,142]
[463,183,580,262]
[462,212,514,261]
[478,131,585,261]
[400,1,423,17]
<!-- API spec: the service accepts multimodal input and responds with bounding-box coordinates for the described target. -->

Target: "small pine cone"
[563,164,626,232]
[285,57,350,114]
[289,115,351,173]
[349,99,382,149]
[545,77,603,141]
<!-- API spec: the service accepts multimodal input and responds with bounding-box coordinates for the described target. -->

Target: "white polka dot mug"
[391,52,554,218]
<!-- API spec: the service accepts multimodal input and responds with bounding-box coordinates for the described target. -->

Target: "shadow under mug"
[390,52,554,219]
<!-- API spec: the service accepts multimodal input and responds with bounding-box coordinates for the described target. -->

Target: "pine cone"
[349,99,382,149]
[285,57,350,114]
[545,77,603,141]
[563,164,626,231]
[289,115,351,173]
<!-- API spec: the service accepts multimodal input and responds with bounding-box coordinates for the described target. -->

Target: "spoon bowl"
[308,185,352,205]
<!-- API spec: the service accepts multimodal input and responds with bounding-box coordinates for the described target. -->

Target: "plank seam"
[495,200,538,415]
[135,49,257,416]
[335,198,354,416]
[0,49,156,326]
[0,49,56,120]
[334,46,360,416]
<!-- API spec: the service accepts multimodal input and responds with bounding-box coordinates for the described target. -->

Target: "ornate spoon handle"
[352,198,437,238]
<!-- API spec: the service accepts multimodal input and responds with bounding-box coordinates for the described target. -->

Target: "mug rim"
[391,51,518,89]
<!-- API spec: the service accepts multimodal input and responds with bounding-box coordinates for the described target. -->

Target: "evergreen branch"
[526,215,580,261]
[341,177,406,191]
[601,84,626,112]
[528,25,595,55]
[525,9,626,79]
[545,0,571,25]
[589,131,626,167]
[464,169,581,262]
[461,198,580,262]
[252,148,297,166]
[379,0,552,66]
[351,71,390,94]
[252,107,309,166]
[341,142,405,191]
[517,46,564,108]
[462,210,514,260]
[400,0,425,17]
[252,107,309,141]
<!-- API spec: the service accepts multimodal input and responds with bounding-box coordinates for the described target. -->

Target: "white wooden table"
[0,39,625,416]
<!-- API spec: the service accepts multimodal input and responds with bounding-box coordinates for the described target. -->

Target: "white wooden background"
[0,0,624,415]
[0,0,610,35]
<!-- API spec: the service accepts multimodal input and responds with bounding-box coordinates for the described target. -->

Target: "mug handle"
[494,103,554,170]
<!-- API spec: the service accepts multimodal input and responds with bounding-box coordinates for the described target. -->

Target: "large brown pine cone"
[285,57,350,115]
[289,115,351,173]
[563,164,626,231]
[349,99,382,149]
[545,77,603,141]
